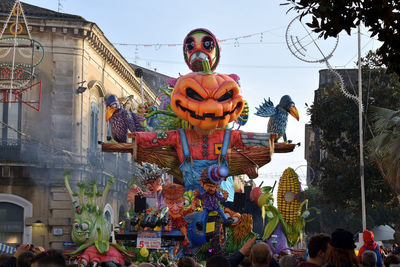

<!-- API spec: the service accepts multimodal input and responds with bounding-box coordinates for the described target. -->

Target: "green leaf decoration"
[110,243,134,257]
[68,242,94,255]
[266,211,274,219]
[293,217,305,232]
[263,216,279,240]
[95,240,110,254]
[261,186,273,194]
[287,231,300,247]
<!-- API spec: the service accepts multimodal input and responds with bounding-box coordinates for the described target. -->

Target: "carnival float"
[65,28,316,265]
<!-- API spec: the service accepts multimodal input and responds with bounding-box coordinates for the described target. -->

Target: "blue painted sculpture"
[255,95,299,142]
[106,95,144,143]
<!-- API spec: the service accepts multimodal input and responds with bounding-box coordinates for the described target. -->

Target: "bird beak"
[106,106,117,122]
[289,106,299,121]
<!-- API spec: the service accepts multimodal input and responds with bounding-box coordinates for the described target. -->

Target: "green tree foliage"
[306,52,400,234]
[368,106,400,190]
[284,0,400,76]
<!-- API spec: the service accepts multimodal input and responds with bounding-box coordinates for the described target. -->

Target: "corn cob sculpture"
[277,167,301,225]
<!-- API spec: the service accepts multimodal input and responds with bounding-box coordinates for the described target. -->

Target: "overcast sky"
[20,0,381,188]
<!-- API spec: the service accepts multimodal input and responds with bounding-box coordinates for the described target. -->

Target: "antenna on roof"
[58,0,63,12]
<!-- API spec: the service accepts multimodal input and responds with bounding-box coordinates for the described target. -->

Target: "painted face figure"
[183,28,220,72]
[143,177,162,193]
[71,210,111,246]
[161,183,186,216]
[164,198,185,216]
[201,182,219,195]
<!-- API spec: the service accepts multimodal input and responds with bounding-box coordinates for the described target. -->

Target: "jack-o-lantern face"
[171,72,244,130]
[183,28,220,72]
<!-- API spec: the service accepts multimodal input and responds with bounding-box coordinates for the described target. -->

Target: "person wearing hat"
[194,164,234,227]
[323,229,359,267]
[161,183,198,244]
[358,230,382,267]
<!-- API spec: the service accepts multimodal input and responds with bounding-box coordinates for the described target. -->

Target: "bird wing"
[123,110,145,132]
[255,98,277,118]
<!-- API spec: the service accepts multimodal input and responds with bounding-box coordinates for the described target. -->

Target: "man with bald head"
[250,242,272,267]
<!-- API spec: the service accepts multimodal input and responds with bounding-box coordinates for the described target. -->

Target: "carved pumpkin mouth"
[176,100,243,121]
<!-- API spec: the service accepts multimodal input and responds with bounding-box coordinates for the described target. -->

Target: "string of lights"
[113,26,286,48]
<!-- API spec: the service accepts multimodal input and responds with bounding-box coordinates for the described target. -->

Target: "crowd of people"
[1,229,400,267]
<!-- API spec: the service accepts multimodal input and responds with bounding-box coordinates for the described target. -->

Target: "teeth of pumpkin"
[277,168,301,225]
[190,52,208,63]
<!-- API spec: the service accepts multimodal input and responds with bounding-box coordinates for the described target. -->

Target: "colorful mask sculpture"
[171,70,244,131]
[183,28,220,72]
[64,172,130,265]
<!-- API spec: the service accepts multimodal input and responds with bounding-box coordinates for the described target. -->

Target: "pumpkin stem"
[201,60,212,74]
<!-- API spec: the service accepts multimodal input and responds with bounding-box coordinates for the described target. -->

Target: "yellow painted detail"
[214,144,222,154]
[206,222,215,233]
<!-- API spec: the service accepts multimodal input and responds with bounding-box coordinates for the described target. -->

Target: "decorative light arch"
[0,193,32,243]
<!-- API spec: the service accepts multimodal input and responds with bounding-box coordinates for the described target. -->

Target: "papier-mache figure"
[129,162,169,210]
[194,164,234,227]
[64,171,130,265]
[161,183,198,244]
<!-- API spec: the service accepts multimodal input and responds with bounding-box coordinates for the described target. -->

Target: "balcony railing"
[0,138,134,181]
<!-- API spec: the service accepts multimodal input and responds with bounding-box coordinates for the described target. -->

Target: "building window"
[90,102,99,153]
[0,102,21,142]
[0,202,24,246]
[0,194,32,244]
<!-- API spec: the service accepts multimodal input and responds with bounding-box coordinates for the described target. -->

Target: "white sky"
[21,0,381,188]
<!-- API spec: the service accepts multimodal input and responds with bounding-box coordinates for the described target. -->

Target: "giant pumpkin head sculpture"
[171,71,244,130]
[183,28,220,72]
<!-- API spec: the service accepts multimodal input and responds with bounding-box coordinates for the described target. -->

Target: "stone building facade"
[0,1,161,249]
[304,69,358,186]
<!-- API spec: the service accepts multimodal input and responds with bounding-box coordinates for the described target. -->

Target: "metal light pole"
[358,24,367,231]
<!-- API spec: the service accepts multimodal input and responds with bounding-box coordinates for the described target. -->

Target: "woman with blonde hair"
[323,229,359,267]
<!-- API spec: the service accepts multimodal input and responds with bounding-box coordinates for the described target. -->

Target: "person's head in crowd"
[393,246,400,256]
[100,261,123,267]
[30,250,66,267]
[240,257,252,267]
[384,255,400,267]
[0,254,12,265]
[362,230,377,249]
[177,256,195,267]
[280,250,291,257]
[324,229,358,267]
[361,251,377,267]
[279,255,298,267]
[307,233,331,266]
[206,255,230,267]
[250,242,272,267]
[17,251,34,267]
